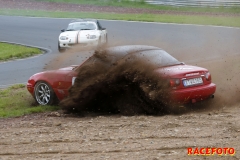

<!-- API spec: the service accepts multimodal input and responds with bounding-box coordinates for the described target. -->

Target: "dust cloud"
[44,46,96,71]
[46,43,240,115]
[197,55,240,110]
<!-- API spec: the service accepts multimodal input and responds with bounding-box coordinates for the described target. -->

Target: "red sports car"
[27,45,216,108]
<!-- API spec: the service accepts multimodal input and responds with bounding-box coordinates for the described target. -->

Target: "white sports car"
[58,19,108,52]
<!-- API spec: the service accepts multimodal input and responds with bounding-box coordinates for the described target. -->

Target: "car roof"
[104,45,161,59]
[103,45,179,67]
[70,19,98,23]
[78,45,180,71]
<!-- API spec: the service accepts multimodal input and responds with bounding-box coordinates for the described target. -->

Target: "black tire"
[58,42,65,53]
[97,37,102,48]
[115,86,149,115]
[103,34,108,48]
[34,81,56,105]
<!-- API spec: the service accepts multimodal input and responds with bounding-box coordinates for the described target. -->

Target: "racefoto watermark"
[187,147,235,156]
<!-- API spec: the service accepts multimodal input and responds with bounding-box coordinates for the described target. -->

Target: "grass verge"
[1,9,240,28]
[0,84,59,118]
[36,0,240,14]
[0,42,42,61]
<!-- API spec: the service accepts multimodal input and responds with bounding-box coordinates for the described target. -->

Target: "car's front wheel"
[58,42,65,53]
[103,34,108,48]
[34,81,56,105]
[97,37,102,48]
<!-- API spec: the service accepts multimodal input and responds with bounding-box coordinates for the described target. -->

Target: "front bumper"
[27,82,34,95]
[59,39,99,49]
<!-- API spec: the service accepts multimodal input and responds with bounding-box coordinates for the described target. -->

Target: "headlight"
[87,35,97,39]
[60,36,68,40]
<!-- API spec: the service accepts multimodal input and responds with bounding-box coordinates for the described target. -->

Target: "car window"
[75,49,180,72]
[66,22,97,31]
[128,50,181,67]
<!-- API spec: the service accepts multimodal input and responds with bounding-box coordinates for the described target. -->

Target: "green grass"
[0,84,59,118]
[36,0,240,14]
[1,9,240,28]
[0,42,42,61]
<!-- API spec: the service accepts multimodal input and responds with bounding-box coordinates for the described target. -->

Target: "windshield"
[130,50,181,67]
[66,22,97,31]
[75,49,181,72]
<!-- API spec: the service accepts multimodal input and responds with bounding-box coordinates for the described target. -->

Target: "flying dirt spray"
[59,49,174,115]
[52,45,240,115]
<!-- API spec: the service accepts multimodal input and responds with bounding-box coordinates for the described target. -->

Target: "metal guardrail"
[145,0,240,7]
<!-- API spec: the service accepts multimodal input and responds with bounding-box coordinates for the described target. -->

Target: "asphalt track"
[0,15,240,88]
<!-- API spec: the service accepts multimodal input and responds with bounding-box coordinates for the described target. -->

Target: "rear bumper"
[170,83,216,104]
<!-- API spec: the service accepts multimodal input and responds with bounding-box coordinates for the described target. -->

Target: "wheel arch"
[33,80,59,105]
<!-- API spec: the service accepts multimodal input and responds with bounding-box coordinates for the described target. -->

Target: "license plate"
[183,77,203,87]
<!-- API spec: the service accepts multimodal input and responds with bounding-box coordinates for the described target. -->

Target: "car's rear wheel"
[34,81,56,105]
[58,42,65,53]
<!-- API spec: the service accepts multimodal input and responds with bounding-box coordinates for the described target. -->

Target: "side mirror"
[61,29,65,32]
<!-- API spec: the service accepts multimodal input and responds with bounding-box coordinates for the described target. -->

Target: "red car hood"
[155,64,208,78]
[30,65,78,84]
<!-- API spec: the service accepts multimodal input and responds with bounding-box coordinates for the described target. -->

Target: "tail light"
[205,72,211,81]
[169,79,180,87]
